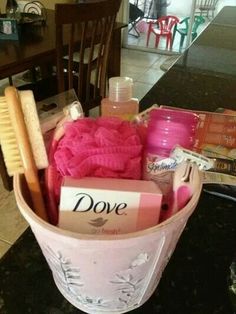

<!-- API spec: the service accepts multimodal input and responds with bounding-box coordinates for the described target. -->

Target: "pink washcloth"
[54,116,143,179]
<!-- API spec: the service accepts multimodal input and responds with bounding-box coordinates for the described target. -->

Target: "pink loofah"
[54,117,143,180]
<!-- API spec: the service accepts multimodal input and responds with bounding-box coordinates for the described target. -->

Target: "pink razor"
[161,161,201,221]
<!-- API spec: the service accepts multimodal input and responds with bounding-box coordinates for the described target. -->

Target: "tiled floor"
[121,48,171,99]
[0,48,173,258]
[0,178,28,257]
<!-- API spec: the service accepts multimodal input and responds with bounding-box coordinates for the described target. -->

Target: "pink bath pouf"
[54,116,143,181]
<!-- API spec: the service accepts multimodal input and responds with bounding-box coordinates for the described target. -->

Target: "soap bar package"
[59,177,163,235]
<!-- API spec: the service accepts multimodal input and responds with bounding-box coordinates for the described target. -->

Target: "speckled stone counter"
[1,6,236,314]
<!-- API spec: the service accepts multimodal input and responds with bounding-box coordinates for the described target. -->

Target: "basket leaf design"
[41,245,153,310]
[110,252,150,308]
[42,244,83,295]
[41,244,112,309]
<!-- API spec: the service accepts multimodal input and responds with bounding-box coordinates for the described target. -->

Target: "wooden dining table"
[0,9,126,81]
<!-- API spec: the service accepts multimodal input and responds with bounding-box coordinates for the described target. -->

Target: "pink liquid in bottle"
[101,77,139,121]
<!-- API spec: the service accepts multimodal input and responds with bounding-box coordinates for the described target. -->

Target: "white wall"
[168,0,236,18]
[217,0,236,13]
[168,0,192,17]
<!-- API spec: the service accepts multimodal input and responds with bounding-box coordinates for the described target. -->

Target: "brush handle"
[5,87,48,221]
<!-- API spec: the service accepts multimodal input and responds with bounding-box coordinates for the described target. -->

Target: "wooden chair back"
[55,0,122,116]
[196,0,219,18]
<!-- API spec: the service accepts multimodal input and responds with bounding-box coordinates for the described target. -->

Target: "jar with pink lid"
[143,108,199,181]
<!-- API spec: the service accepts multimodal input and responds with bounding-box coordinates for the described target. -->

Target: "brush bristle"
[0,96,24,176]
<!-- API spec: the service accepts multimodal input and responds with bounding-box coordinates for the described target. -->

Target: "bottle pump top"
[108,77,134,102]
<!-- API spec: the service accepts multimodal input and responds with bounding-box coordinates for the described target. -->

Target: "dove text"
[73,193,127,215]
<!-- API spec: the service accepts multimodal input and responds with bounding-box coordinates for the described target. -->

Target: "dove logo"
[88,217,108,227]
[73,193,127,215]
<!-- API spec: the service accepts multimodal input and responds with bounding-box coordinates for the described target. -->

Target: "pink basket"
[14,172,202,314]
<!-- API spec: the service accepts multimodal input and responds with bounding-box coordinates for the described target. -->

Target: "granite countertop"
[1,6,236,314]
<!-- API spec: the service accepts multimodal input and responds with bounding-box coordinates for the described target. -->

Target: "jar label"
[143,154,175,195]
[146,155,177,173]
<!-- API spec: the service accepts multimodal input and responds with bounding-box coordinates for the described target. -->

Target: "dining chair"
[172,16,205,51]
[195,0,219,19]
[146,15,179,50]
[55,0,122,116]
[19,0,122,117]
[129,2,145,38]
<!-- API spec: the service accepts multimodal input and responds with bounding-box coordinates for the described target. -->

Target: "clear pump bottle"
[101,77,139,120]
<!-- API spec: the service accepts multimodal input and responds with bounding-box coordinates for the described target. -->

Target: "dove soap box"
[58,176,162,235]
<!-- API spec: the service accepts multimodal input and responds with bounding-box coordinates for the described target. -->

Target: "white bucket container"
[14,174,202,314]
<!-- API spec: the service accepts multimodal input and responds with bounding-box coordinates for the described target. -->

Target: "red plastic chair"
[146,15,179,49]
